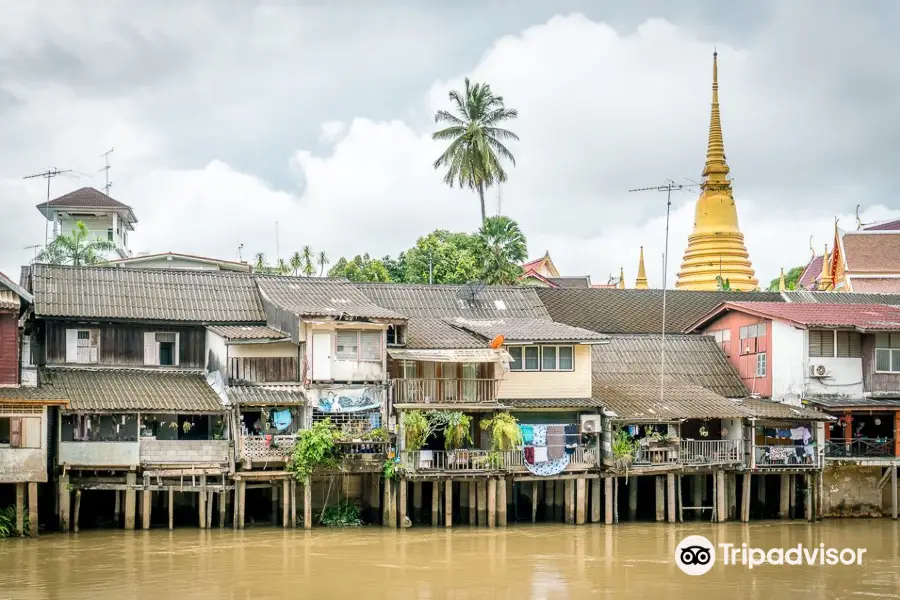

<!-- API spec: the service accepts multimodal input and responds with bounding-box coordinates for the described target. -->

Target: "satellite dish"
[490,335,505,349]
[457,281,486,302]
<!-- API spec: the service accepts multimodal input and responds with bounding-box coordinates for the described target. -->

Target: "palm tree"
[301,245,316,277]
[317,251,330,277]
[37,221,116,266]
[276,258,290,276]
[254,253,269,273]
[475,216,527,285]
[432,78,519,223]
[289,251,303,276]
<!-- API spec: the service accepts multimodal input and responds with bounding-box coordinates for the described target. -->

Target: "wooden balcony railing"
[391,378,499,404]
[335,441,391,456]
[633,445,680,465]
[401,450,494,472]
[680,440,742,465]
[825,438,896,458]
[754,444,820,468]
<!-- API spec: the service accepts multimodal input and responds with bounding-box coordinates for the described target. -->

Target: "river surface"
[0,521,897,599]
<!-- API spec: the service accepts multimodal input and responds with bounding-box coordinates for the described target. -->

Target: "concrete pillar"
[477,481,487,526]
[779,474,790,519]
[692,475,703,521]
[757,473,766,503]
[627,477,638,521]
[468,482,477,525]
[27,482,38,536]
[413,481,423,524]
[487,479,497,528]
[604,478,613,525]
[666,473,676,523]
[15,483,25,536]
[564,479,575,525]
[591,478,602,523]
[73,489,81,533]
[199,475,207,529]
[655,476,665,522]
[113,489,120,528]
[892,466,898,520]
[58,474,70,532]
[290,479,297,529]
[168,488,175,530]
[716,471,727,522]
[142,489,151,530]
[727,474,737,521]
[385,479,397,528]
[805,474,813,522]
[576,478,586,525]
[431,481,440,526]
[444,480,453,528]
[741,473,752,522]
[554,479,564,521]
[282,479,290,528]
[303,477,312,530]
[531,481,539,523]
[497,478,507,527]
[270,482,278,525]
[789,474,797,519]
[398,479,407,528]
[238,479,247,529]
[124,472,136,531]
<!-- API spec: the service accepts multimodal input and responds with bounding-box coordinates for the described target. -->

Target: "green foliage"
[362,427,390,443]
[317,251,330,277]
[429,411,473,450]
[0,506,28,537]
[403,229,481,284]
[480,412,522,451]
[289,419,342,480]
[611,427,635,466]
[382,253,406,282]
[715,275,732,291]
[37,221,116,266]
[320,500,362,527]
[475,216,527,284]
[403,411,434,451]
[382,457,399,480]
[328,254,392,282]
[767,265,806,291]
[432,77,519,222]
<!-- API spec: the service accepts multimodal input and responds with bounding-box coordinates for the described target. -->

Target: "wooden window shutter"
[359,331,381,361]
[9,417,22,448]
[65,329,78,363]
[21,417,41,449]
[175,332,180,366]
[144,332,159,366]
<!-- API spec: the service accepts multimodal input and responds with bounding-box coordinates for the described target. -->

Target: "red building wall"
[701,311,772,398]
[0,311,19,386]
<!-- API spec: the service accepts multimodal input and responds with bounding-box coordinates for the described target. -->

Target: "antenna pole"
[100,147,114,195]
[24,167,74,249]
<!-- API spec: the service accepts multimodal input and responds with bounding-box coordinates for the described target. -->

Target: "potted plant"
[611,427,635,470]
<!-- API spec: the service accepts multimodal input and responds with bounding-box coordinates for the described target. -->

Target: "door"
[312,333,333,380]
[461,363,477,402]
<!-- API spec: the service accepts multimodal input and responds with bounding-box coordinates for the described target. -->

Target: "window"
[710,329,731,356]
[875,333,900,373]
[739,323,766,355]
[739,324,765,339]
[335,330,382,362]
[107,228,114,241]
[836,331,862,358]
[809,330,862,358]
[66,329,99,364]
[756,353,767,377]
[144,332,179,366]
[808,330,835,358]
[509,345,574,371]
[386,325,405,346]
[0,416,41,448]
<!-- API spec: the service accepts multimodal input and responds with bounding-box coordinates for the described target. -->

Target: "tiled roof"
[30,264,265,323]
[689,301,900,332]
[10,368,225,412]
[0,271,32,309]
[358,283,550,319]
[783,290,900,304]
[207,325,288,341]
[447,317,609,343]
[594,376,750,421]
[405,318,485,349]
[805,395,900,409]
[256,277,404,321]
[843,232,900,272]
[503,398,602,409]
[864,219,900,231]
[848,278,900,293]
[227,385,306,406]
[546,276,591,288]
[798,255,824,290]
[591,334,747,398]
[0,290,19,311]
[108,252,252,272]
[36,187,136,222]
[536,288,785,334]
[737,397,832,421]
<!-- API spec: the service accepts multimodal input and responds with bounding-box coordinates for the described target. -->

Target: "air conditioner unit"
[580,414,601,434]
[809,364,831,378]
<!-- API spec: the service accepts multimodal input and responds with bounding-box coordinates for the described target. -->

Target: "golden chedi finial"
[635,246,649,289]
[618,267,625,289]
[819,244,833,291]
[778,267,786,292]
[676,51,758,291]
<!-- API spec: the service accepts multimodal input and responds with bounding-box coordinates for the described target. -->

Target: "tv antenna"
[100,147,114,195]
[628,179,698,404]
[457,281,486,302]
[24,167,76,248]
[23,244,41,263]
[237,243,244,262]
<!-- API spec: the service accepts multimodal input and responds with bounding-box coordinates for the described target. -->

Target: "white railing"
[391,378,499,404]
[755,444,820,468]
[240,435,297,461]
[680,439,742,465]
[633,445,680,465]
[401,450,494,472]
[503,446,595,470]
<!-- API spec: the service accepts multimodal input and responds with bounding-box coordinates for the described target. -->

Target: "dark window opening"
[159,342,175,366]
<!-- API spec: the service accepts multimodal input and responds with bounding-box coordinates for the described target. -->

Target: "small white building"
[36,187,136,259]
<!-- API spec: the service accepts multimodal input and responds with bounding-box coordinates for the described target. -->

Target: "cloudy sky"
[2,1,899,287]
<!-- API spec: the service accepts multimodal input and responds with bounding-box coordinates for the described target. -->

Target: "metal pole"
[660,183,672,403]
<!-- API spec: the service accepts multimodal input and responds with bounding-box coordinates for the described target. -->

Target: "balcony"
[400,446,596,474]
[140,439,230,466]
[825,438,896,459]
[754,444,820,468]
[59,441,139,468]
[680,440,743,466]
[391,378,499,405]
[240,435,296,463]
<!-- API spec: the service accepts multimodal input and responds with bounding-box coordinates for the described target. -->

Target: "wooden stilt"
[655,476,665,522]
[113,489,121,528]
[15,483,25,536]
[124,472,135,531]
[817,470,824,521]
[789,474,797,519]
[666,473,676,523]
[278,479,287,528]
[497,478,507,527]
[413,481,423,524]
[741,473,752,522]
[477,480,487,526]
[757,473,766,503]
[779,474,790,519]
[399,479,408,528]
[892,466,898,520]
[72,489,81,533]
[716,471,726,522]
[206,491,213,529]
[199,475,207,529]
[468,482,477,525]
[531,481,539,523]
[564,480,575,524]
[805,474,813,522]
[168,488,175,530]
[728,474,737,521]
[232,482,239,529]
[591,478,601,523]
[628,476,638,521]
[142,489,151,530]
[444,480,453,528]
[290,479,296,528]
[27,482,38,536]
[303,477,311,530]
[604,478,613,525]
[238,480,247,530]
[614,476,619,524]
[431,481,440,527]
[487,479,497,528]
[554,479,564,521]
[270,482,278,525]
[677,475,684,523]
[219,490,226,528]
[575,478,586,525]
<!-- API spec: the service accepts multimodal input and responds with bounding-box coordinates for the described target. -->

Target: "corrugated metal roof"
[256,277,404,321]
[387,348,511,363]
[206,325,288,341]
[0,271,32,307]
[783,290,900,304]
[694,301,900,331]
[546,276,591,288]
[0,290,19,311]
[13,368,226,412]
[30,264,265,323]
[227,385,307,406]
[594,376,751,421]
[405,317,486,349]
[448,317,608,343]
[737,397,832,421]
[536,288,786,334]
[805,396,900,409]
[358,283,551,319]
[504,398,602,409]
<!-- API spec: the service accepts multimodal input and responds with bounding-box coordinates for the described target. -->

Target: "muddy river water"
[0,521,897,599]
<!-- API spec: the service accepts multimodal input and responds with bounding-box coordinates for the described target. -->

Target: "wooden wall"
[0,312,18,385]
[862,334,900,393]
[44,321,205,368]
[229,356,299,383]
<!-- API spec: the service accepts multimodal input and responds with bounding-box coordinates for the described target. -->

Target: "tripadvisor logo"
[675,535,867,575]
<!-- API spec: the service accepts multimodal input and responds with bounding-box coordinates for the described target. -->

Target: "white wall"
[205,329,228,378]
[805,355,863,399]
[229,341,298,358]
[497,345,592,400]
[305,323,386,382]
[771,321,806,405]
[58,214,127,257]
[119,257,217,270]
[59,441,139,467]
[0,406,48,482]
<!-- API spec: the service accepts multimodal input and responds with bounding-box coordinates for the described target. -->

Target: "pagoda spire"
[702,51,730,188]
[819,244,833,290]
[618,267,625,289]
[778,267,786,292]
[635,246,649,289]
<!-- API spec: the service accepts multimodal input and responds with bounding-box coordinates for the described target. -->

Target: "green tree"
[432,78,519,223]
[474,216,527,284]
[290,251,303,276]
[716,275,733,291]
[382,253,406,283]
[317,251,330,277]
[403,229,480,284]
[37,221,116,266]
[301,245,316,277]
[767,265,806,291]
[328,254,392,282]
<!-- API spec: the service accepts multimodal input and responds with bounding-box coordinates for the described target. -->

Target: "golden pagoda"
[675,52,758,291]
[635,246,649,289]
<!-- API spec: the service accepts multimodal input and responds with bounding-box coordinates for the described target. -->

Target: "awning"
[387,348,512,363]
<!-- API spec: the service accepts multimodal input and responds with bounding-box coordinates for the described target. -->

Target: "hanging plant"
[182,421,193,434]
[289,418,341,481]
[429,410,473,450]
[611,427,635,470]
[403,411,435,451]
[480,412,522,451]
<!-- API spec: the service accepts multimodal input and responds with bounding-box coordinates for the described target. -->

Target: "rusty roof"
[687,301,900,332]
[843,232,900,273]
[36,187,136,223]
